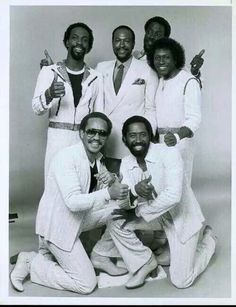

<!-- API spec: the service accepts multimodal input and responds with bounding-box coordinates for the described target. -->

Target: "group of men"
[10,16,216,294]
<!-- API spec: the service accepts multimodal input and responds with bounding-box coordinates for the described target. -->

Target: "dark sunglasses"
[85,129,108,138]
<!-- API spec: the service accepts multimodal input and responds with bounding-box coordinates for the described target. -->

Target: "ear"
[79,130,84,139]
[122,136,127,145]
[65,40,69,49]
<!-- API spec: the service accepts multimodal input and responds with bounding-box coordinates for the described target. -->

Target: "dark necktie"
[114,64,124,95]
[89,162,98,193]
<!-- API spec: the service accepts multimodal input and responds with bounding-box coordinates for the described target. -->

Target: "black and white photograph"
[0,0,235,305]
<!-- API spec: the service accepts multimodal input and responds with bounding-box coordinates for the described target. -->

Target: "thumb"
[44,49,53,64]
[198,49,205,57]
[53,70,58,83]
[145,175,152,183]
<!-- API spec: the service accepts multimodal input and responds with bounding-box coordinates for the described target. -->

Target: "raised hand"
[164,131,177,147]
[190,49,205,76]
[108,180,129,200]
[40,49,54,69]
[134,175,156,199]
[94,170,116,186]
[48,70,65,99]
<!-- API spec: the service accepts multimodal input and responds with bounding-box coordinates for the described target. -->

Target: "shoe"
[125,253,158,289]
[91,252,128,276]
[10,251,36,292]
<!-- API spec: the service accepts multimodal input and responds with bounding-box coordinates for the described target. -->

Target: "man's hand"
[108,181,129,200]
[111,208,137,228]
[46,70,65,101]
[190,49,205,76]
[164,132,177,147]
[40,49,54,69]
[134,175,156,200]
[95,170,116,186]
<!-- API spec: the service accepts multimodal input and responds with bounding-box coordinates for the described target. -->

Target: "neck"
[163,68,180,80]
[136,156,147,171]
[65,56,85,71]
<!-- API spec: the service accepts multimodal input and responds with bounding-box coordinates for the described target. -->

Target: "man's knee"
[73,272,97,294]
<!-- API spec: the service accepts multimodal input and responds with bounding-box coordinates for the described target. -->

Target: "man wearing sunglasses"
[10,112,130,295]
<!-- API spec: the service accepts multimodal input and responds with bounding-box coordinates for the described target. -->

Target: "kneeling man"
[93,115,216,289]
[10,112,129,294]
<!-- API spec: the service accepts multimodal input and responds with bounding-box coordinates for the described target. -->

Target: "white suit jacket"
[96,57,158,158]
[32,61,103,124]
[120,143,205,243]
[35,142,110,252]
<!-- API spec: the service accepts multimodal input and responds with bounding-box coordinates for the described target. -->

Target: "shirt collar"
[126,143,156,170]
[115,56,133,69]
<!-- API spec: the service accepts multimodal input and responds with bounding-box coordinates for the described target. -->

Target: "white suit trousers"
[93,213,216,288]
[30,201,119,294]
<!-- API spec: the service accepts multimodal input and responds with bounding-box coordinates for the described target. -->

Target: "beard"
[70,46,86,61]
[128,142,149,158]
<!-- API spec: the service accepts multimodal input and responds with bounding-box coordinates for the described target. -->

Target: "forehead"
[86,118,108,131]
[147,22,165,32]
[127,122,148,133]
[154,48,173,56]
[69,27,89,37]
[113,28,133,40]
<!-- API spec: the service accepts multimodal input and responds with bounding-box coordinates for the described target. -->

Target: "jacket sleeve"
[182,78,202,133]
[143,67,158,134]
[32,66,60,115]
[136,147,184,222]
[52,150,111,213]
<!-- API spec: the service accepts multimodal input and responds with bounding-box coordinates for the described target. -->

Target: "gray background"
[10,5,231,213]
[8,5,232,299]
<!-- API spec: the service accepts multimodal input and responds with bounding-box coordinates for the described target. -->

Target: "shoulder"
[96,60,115,71]
[53,143,83,165]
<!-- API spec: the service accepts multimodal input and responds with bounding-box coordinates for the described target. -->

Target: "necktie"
[114,64,124,94]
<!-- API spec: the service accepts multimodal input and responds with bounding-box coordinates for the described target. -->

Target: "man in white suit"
[93,116,216,289]
[10,112,130,294]
[96,25,158,160]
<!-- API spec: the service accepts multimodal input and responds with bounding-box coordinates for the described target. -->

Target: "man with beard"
[95,25,158,160]
[92,115,216,289]
[10,112,129,294]
[32,22,103,180]
[133,16,204,79]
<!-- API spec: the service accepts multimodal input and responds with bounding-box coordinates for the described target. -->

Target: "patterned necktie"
[114,64,124,95]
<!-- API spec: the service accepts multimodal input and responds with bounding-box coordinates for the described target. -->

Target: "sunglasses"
[85,129,108,138]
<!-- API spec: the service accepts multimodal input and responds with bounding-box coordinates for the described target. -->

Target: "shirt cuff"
[174,133,180,143]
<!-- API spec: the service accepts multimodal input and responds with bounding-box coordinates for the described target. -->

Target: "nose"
[93,132,100,140]
[136,134,141,142]
[120,40,125,47]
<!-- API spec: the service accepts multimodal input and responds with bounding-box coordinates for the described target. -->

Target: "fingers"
[164,132,176,146]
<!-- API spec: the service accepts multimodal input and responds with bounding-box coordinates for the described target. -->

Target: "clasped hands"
[111,175,157,228]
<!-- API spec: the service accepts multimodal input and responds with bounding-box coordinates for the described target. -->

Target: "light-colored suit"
[32,61,103,179]
[96,57,158,159]
[93,144,215,288]
[30,142,118,294]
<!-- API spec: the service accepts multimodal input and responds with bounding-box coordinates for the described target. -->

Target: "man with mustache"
[92,115,216,289]
[10,112,129,294]
[133,16,204,79]
[32,22,103,180]
[95,25,158,160]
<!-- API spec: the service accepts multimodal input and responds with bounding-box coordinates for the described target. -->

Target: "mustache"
[131,142,146,147]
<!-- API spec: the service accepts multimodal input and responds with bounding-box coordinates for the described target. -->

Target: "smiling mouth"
[74,47,84,53]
